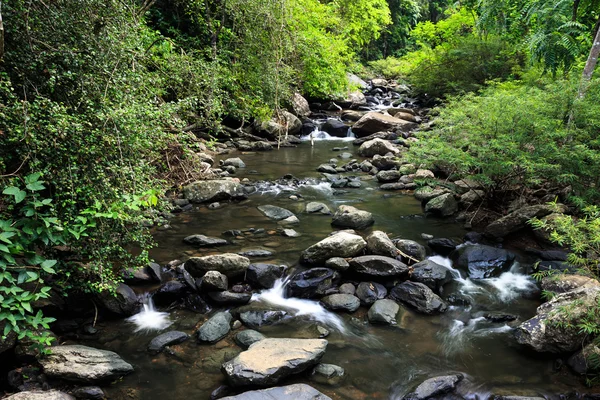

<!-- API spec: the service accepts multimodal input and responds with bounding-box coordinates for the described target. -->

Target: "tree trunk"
[577,15,600,99]
[0,1,4,60]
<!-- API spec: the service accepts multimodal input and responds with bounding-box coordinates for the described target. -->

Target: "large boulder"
[348,73,368,89]
[349,255,409,278]
[427,238,458,256]
[320,294,361,312]
[331,205,374,230]
[4,391,75,400]
[221,338,327,386]
[355,281,387,306]
[395,239,427,263]
[96,283,139,316]
[452,245,516,279]
[322,119,349,138]
[485,204,563,239]
[291,93,311,118]
[185,254,250,278]
[353,112,418,137]
[255,111,302,139]
[246,264,286,289]
[257,205,295,221]
[148,331,189,354]
[368,299,401,325]
[300,232,366,265]
[221,384,331,400]
[410,259,453,293]
[403,374,463,400]
[39,345,133,383]
[515,287,600,353]
[568,343,600,374]
[338,91,367,109]
[389,282,448,315]
[541,274,600,294]
[286,268,340,299]
[424,193,458,217]
[183,179,244,203]
[198,312,232,343]
[358,138,400,157]
[367,231,400,258]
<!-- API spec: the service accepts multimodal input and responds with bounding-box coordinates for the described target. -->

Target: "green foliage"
[369,8,522,97]
[531,203,600,277]
[0,174,59,349]
[407,77,600,201]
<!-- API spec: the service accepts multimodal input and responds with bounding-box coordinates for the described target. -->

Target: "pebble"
[232,320,242,329]
[421,233,434,240]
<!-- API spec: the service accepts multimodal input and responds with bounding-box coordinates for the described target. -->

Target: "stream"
[88,138,588,400]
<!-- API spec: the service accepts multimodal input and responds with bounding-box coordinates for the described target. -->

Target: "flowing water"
[88,139,594,400]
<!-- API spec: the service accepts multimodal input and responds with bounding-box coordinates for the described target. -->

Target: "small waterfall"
[251,278,346,332]
[346,127,355,139]
[127,294,172,332]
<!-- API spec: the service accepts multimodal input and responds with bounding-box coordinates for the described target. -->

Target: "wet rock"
[349,255,409,278]
[183,234,228,247]
[185,254,250,278]
[427,238,458,256]
[39,345,133,383]
[208,291,252,305]
[148,331,189,354]
[453,245,516,279]
[224,158,246,168]
[372,154,402,171]
[310,363,345,385]
[394,239,427,263]
[147,262,163,282]
[325,257,350,271]
[339,283,356,295]
[357,138,400,157]
[387,109,421,123]
[390,282,448,315]
[410,260,453,293]
[368,299,401,325]
[353,112,418,137]
[257,205,295,221]
[246,263,286,289]
[239,310,288,328]
[380,183,406,191]
[356,282,387,306]
[239,249,274,258]
[403,374,463,400]
[568,343,600,374]
[320,294,361,312]
[515,287,600,353]
[287,268,340,298]
[279,215,300,225]
[291,92,311,117]
[153,280,188,306]
[317,164,338,174]
[425,193,458,217]
[306,202,332,215]
[301,232,366,265]
[367,231,399,258]
[485,204,562,239]
[234,330,266,349]
[484,312,518,323]
[282,229,301,237]
[341,110,365,122]
[493,397,545,400]
[96,283,139,316]
[202,271,229,291]
[376,170,401,183]
[535,260,578,274]
[414,187,451,203]
[221,338,327,386]
[541,274,599,294]
[331,205,374,230]
[183,294,211,313]
[122,266,155,285]
[71,386,105,400]
[4,391,75,400]
[322,119,349,137]
[183,179,244,203]
[220,384,331,400]
[198,312,232,343]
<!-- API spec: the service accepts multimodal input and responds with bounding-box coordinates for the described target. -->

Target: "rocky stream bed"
[2,77,600,400]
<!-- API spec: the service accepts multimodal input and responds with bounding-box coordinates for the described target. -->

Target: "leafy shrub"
[407,77,600,203]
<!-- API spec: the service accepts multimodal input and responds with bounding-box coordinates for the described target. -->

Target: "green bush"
[407,77,600,203]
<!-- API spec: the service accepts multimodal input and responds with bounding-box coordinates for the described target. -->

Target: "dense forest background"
[0,0,599,346]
